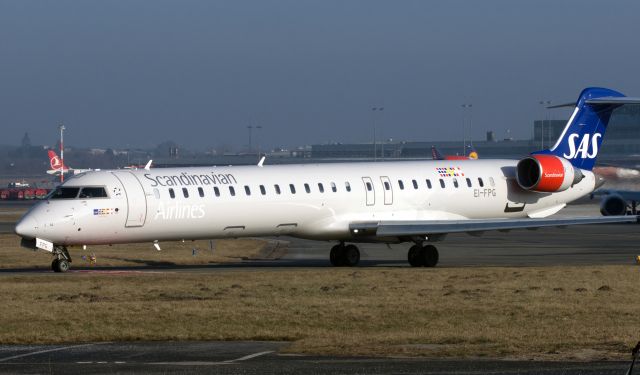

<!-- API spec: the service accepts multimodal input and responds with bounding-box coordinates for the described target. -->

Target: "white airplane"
[15,87,640,272]
[46,150,93,176]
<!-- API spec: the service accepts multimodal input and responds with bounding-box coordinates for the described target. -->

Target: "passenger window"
[153,188,160,199]
[182,188,189,198]
[345,182,351,192]
[260,185,266,195]
[274,184,281,195]
[478,178,484,187]
[318,183,324,193]
[384,181,390,190]
[453,178,459,188]
[426,179,432,189]
[290,184,296,194]
[489,177,496,187]
[304,183,311,193]
[244,186,251,195]
[229,186,236,196]
[412,179,418,189]
[214,187,220,197]
[398,180,404,190]
[439,179,445,188]
[198,187,204,197]
[366,182,372,191]
[78,187,108,198]
[331,182,337,192]
[169,188,175,199]
[466,178,472,188]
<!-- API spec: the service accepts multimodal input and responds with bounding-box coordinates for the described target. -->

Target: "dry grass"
[0,266,638,360]
[0,233,286,268]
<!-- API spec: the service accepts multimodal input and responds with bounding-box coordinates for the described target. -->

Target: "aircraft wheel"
[51,259,59,272]
[330,244,344,266]
[343,245,360,267]
[422,245,439,267]
[408,245,424,267]
[53,259,70,273]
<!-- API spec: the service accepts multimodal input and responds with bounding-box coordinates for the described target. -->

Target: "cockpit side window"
[78,187,108,199]
[50,187,80,199]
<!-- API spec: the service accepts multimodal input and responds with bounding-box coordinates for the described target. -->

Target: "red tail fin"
[48,150,69,171]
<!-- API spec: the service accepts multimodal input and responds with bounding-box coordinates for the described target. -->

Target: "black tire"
[343,245,360,267]
[408,245,424,267]
[54,259,70,273]
[422,245,439,267]
[51,259,60,272]
[330,245,343,266]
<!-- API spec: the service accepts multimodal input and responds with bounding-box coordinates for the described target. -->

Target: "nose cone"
[15,215,39,239]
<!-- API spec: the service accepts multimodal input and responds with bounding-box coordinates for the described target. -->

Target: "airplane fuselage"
[19,159,596,246]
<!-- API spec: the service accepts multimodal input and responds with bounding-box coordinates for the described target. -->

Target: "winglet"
[144,160,153,170]
[257,156,265,167]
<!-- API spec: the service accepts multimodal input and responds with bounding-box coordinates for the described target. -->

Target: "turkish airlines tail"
[534,87,640,171]
[47,150,70,172]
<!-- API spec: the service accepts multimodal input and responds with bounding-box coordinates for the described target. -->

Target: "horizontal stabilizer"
[585,97,640,105]
[350,215,639,237]
[547,97,640,108]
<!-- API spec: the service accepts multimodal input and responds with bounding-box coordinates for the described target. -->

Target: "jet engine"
[600,194,628,216]
[516,154,584,193]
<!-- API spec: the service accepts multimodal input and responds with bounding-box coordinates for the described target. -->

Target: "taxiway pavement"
[0,341,632,375]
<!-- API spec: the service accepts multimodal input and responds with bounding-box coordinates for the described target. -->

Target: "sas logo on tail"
[563,133,601,159]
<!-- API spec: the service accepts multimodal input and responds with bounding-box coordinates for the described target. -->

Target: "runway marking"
[0,343,99,362]
[225,351,274,362]
[146,351,275,366]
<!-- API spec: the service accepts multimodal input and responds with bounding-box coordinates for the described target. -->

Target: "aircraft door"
[380,176,393,205]
[112,171,147,227]
[362,177,375,206]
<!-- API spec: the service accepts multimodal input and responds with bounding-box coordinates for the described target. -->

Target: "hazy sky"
[1,1,639,151]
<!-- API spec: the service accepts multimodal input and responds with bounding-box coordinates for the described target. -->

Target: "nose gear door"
[112,171,147,227]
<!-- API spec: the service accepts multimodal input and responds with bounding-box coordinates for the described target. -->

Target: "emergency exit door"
[362,177,375,206]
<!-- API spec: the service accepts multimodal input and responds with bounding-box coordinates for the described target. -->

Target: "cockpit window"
[50,187,80,199]
[79,187,108,199]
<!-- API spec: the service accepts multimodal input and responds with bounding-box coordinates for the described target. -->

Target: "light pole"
[371,107,384,161]
[255,125,263,159]
[461,104,472,155]
[58,122,65,183]
[539,100,551,148]
[247,125,253,153]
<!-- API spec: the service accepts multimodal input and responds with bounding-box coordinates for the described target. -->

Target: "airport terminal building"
[311,106,640,164]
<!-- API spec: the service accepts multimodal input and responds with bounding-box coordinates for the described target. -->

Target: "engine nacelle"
[600,194,627,216]
[516,155,584,193]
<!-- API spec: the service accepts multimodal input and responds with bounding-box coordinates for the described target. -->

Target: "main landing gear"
[51,245,72,273]
[408,244,439,267]
[330,243,360,267]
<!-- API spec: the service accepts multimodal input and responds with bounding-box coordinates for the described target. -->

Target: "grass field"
[0,264,638,360]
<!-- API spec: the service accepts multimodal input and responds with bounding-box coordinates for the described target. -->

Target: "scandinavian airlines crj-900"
[14,88,640,272]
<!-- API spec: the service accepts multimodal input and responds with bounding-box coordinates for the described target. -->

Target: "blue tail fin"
[534,87,626,171]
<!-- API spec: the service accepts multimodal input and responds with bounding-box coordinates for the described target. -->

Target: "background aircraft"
[431,145,478,160]
[46,150,93,176]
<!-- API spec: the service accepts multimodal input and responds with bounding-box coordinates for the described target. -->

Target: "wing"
[349,215,639,238]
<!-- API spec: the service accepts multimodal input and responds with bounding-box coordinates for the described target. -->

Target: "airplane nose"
[15,215,39,239]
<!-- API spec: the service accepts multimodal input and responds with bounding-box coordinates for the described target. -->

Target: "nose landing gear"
[51,245,72,273]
